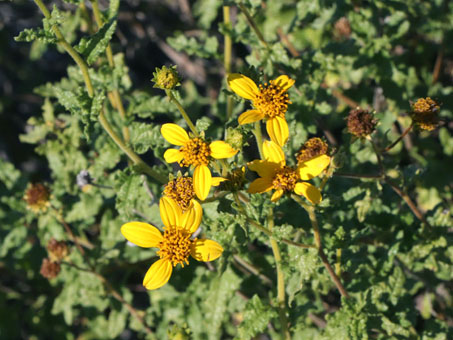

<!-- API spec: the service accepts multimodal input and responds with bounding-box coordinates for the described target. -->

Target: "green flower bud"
[152,65,181,90]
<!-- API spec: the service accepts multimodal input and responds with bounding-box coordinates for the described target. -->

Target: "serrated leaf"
[76,18,117,65]
[237,295,277,339]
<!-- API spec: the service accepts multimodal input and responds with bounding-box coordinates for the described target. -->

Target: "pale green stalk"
[33,0,165,184]
[223,6,234,119]
[268,207,291,340]
[292,194,350,298]
[165,90,199,137]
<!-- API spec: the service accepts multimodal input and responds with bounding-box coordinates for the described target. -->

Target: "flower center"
[272,166,299,192]
[163,177,195,211]
[253,81,290,119]
[179,138,211,167]
[297,138,328,163]
[157,227,194,267]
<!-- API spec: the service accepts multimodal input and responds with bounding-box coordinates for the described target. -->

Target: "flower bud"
[152,66,181,90]
[226,127,244,150]
[411,97,440,131]
[347,107,377,138]
[219,167,246,192]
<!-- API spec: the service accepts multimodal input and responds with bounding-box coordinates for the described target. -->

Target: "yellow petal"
[248,160,280,178]
[209,141,238,159]
[193,165,212,200]
[248,178,273,194]
[263,140,285,165]
[298,155,331,180]
[159,196,182,229]
[266,116,289,147]
[238,110,265,125]
[273,75,295,92]
[121,222,163,248]
[181,199,202,233]
[164,148,183,163]
[190,239,223,262]
[161,123,190,146]
[227,73,259,100]
[271,189,284,202]
[143,259,173,290]
[211,177,227,186]
[294,182,322,204]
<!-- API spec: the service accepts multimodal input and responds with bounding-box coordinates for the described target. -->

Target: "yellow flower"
[161,123,237,200]
[227,73,295,146]
[248,141,330,204]
[121,197,223,290]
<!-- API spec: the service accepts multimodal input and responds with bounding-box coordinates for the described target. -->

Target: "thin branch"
[382,122,414,153]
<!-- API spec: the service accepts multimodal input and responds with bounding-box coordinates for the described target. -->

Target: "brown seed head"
[47,238,69,262]
[411,97,440,131]
[334,17,351,39]
[40,258,61,279]
[347,108,377,138]
[24,183,51,213]
[297,138,328,163]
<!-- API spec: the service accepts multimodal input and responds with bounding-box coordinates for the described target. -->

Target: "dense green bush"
[1,0,452,339]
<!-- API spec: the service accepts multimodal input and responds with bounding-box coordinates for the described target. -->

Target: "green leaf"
[204,267,241,340]
[76,18,117,65]
[14,28,57,44]
[237,295,277,339]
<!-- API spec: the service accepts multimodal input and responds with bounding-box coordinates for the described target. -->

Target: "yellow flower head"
[227,73,295,146]
[161,123,236,200]
[248,141,330,204]
[411,97,440,131]
[121,197,223,290]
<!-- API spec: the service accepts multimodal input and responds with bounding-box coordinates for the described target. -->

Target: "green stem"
[383,121,414,153]
[232,193,315,248]
[253,122,264,159]
[292,195,350,298]
[99,110,166,183]
[165,90,199,137]
[268,207,291,340]
[91,0,130,143]
[335,248,342,277]
[34,0,94,97]
[237,3,269,49]
[223,6,234,120]
[34,0,164,184]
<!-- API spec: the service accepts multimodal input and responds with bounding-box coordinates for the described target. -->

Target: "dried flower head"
[347,107,377,138]
[152,65,181,90]
[24,183,51,213]
[334,17,351,39]
[47,238,69,262]
[411,97,440,131]
[40,258,61,279]
[296,138,328,164]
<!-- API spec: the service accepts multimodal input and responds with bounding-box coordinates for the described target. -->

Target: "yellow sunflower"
[227,73,295,146]
[121,197,223,290]
[248,140,330,204]
[161,123,237,200]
